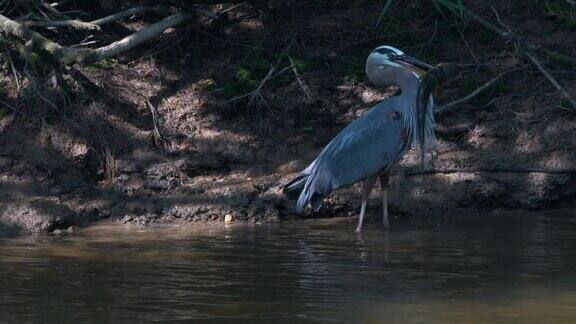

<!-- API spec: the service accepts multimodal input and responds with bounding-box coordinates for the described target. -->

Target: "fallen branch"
[25,19,101,30]
[436,69,515,115]
[0,11,191,65]
[93,12,190,60]
[23,5,214,31]
[406,167,576,176]
[90,5,169,26]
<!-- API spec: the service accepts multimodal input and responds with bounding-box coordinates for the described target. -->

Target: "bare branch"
[20,6,170,31]
[25,19,101,30]
[0,12,76,60]
[461,8,576,110]
[0,11,191,65]
[93,12,190,60]
[524,49,576,110]
[436,69,515,115]
[90,5,169,26]
[246,39,295,108]
[464,8,576,65]
[246,63,276,108]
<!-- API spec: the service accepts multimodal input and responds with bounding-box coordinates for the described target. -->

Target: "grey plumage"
[283,45,437,231]
[284,96,412,213]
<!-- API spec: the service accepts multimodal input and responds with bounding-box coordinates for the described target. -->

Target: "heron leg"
[356,175,378,233]
[379,172,391,230]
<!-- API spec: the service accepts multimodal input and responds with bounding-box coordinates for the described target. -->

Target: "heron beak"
[390,54,432,76]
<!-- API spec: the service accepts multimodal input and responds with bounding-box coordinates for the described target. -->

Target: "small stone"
[224,214,233,222]
[53,229,63,235]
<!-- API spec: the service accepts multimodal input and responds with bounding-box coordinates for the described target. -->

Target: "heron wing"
[291,97,412,212]
[316,99,410,189]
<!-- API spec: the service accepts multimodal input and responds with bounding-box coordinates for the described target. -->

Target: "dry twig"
[436,69,515,115]
[245,39,295,108]
[288,55,314,102]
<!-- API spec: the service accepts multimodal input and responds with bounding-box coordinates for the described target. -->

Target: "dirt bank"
[1,1,576,235]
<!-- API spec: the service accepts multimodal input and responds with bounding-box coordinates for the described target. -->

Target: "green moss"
[28,51,52,75]
[540,0,576,29]
[559,15,576,28]
[477,29,495,44]
[458,78,478,96]
[342,73,360,85]
[290,56,315,73]
[222,67,259,97]
[492,81,509,94]
[93,58,120,69]
[558,98,573,110]
[251,57,270,74]
[334,53,366,84]
[221,52,318,97]
[235,68,254,83]
[375,19,401,35]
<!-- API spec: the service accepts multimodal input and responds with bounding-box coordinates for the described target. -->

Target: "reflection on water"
[1,209,576,323]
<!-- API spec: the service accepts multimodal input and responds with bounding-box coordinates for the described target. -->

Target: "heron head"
[366,45,432,86]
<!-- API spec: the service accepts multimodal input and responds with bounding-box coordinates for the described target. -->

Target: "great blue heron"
[283,45,437,232]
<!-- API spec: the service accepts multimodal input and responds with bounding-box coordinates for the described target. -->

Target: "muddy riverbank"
[1,1,576,235]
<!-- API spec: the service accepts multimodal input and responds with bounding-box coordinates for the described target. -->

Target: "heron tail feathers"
[285,173,320,213]
[283,173,308,201]
[295,170,328,213]
[310,193,324,212]
[284,159,328,213]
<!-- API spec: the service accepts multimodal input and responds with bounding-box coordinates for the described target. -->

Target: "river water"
[1,209,576,323]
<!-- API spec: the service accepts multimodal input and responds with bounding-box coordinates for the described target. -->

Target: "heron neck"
[396,72,420,104]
